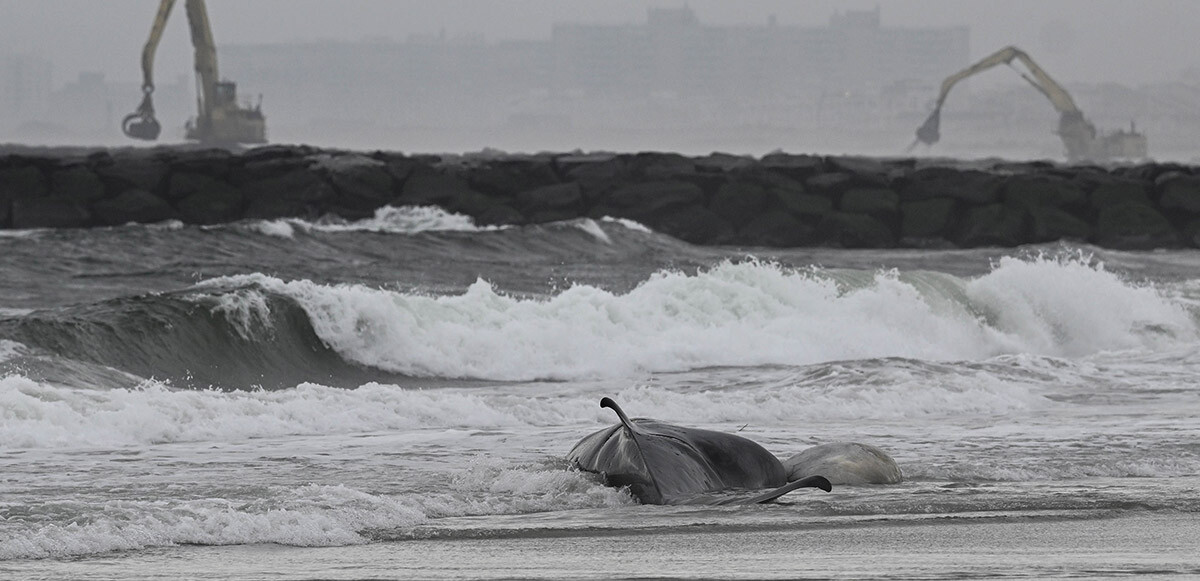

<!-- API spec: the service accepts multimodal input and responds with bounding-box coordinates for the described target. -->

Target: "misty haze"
[2,0,1199,161]
[6,2,1200,579]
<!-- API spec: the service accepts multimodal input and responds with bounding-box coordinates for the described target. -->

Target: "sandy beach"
[4,512,1196,580]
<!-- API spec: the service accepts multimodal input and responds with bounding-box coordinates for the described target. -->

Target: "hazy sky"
[3,0,1198,88]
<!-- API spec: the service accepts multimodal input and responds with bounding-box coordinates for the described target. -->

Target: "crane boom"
[122,0,266,145]
[183,0,218,127]
[140,0,176,93]
[912,45,1145,163]
[122,0,177,140]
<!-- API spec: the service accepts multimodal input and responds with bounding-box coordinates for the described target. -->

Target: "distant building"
[550,6,968,98]
[215,6,969,147]
[1,54,53,126]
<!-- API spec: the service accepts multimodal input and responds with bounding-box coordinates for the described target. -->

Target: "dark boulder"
[12,197,92,229]
[1028,205,1092,243]
[1094,202,1178,249]
[1002,174,1086,210]
[398,169,501,219]
[228,156,314,186]
[48,165,107,202]
[167,148,234,177]
[1183,219,1200,248]
[241,171,336,220]
[827,155,888,177]
[91,189,177,225]
[760,153,823,180]
[399,169,478,207]
[815,212,895,248]
[561,155,630,202]
[655,205,734,245]
[239,144,316,164]
[517,182,583,213]
[606,180,705,223]
[840,187,899,222]
[709,182,767,228]
[631,152,696,179]
[0,166,47,226]
[168,172,238,201]
[1157,174,1200,215]
[0,166,47,198]
[176,186,245,225]
[900,197,957,239]
[468,160,560,198]
[900,167,1003,205]
[695,152,756,173]
[736,211,813,247]
[804,172,855,196]
[1089,178,1152,211]
[953,204,1026,247]
[767,187,833,222]
[315,154,396,213]
[825,156,892,187]
[95,154,169,193]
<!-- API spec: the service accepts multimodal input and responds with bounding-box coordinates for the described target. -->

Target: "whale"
[568,397,832,505]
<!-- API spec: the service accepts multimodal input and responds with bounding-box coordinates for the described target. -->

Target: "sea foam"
[196,256,1197,381]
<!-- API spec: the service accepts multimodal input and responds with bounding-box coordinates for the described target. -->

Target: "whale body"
[568,397,832,505]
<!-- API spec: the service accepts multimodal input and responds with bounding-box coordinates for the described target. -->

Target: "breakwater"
[2,145,1199,249]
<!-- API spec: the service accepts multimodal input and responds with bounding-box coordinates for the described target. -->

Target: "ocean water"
[2,206,1199,579]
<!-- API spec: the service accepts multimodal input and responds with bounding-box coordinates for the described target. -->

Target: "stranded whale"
[568,397,832,505]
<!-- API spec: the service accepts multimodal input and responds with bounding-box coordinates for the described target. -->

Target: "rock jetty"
[2,144,1199,249]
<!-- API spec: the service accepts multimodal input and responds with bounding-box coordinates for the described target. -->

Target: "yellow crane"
[911,46,1145,163]
[122,0,266,145]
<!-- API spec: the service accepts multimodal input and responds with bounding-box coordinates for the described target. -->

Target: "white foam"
[0,376,528,449]
[0,367,1049,450]
[964,254,1194,356]
[200,287,275,341]
[197,256,1197,381]
[309,205,500,234]
[0,460,629,560]
[243,219,296,238]
[570,218,611,244]
[600,215,653,233]
[0,340,27,362]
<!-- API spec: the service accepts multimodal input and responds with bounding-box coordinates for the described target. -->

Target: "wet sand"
[6,512,1197,580]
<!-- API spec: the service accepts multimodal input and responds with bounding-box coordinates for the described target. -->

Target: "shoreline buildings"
[215,6,970,153]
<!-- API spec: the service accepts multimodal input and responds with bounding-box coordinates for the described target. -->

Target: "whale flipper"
[710,475,833,505]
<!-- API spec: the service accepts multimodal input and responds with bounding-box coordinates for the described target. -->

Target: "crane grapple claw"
[915,110,941,146]
[122,113,162,141]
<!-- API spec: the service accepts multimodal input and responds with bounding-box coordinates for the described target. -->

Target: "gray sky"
[3,0,1199,88]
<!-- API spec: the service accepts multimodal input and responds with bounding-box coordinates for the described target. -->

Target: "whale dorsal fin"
[600,397,663,501]
[601,397,639,433]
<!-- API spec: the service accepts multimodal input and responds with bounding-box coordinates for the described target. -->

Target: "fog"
[3,0,1199,160]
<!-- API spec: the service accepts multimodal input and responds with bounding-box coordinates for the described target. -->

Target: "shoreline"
[4,511,1196,580]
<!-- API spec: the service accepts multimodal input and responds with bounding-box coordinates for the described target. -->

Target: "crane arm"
[183,0,219,123]
[122,0,177,140]
[139,0,177,93]
[1004,48,1082,116]
[912,45,1085,147]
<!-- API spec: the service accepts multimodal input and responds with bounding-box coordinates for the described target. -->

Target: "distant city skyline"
[2,0,1199,90]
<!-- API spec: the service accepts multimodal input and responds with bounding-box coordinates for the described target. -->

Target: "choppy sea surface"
[2,206,1199,579]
